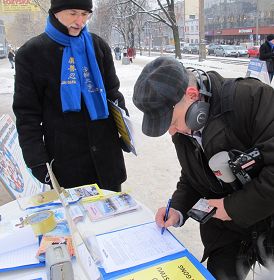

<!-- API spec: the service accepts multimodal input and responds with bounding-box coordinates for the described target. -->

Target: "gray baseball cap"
[133,57,189,137]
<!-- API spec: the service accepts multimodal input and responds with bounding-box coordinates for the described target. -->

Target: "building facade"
[184,0,199,43]
[204,0,274,45]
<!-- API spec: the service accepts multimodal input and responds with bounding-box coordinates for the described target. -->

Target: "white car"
[164,45,175,53]
[214,45,238,57]
[234,46,248,57]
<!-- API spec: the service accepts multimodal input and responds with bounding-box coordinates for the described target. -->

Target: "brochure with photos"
[18,184,103,210]
[84,193,139,221]
[65,183,103,202]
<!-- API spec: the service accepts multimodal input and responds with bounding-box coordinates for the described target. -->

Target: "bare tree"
[91,0,147,49]
[89,0,113,43]
[128,0,182,59]
[111,0,142,48]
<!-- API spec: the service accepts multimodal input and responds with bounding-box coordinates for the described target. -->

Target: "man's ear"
[185,87,199,101]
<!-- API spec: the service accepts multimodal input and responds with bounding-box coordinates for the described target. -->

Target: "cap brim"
[142,107,173,137]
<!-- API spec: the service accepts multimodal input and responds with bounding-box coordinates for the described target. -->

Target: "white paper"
[96,222,185,273]
[77,242,101,280]
[0,242,40,270]
[0,225,37,255]
[18,271,47,280]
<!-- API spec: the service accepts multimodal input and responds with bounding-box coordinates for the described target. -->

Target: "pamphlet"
[36,236,74,262]
[17,184,103,210]
[84,193,139,221]
[65,183,103,202]
[17,189,79,211]
[108,100,137,155]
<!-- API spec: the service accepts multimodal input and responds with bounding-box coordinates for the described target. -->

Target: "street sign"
[0,0,40,13]
[246,58,271,86]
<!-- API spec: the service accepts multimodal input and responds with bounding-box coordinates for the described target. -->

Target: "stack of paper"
[0,226,42,272]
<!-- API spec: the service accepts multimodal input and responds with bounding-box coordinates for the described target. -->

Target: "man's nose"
[75,15,86,26]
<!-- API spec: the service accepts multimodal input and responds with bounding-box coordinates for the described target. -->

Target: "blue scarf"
[45,18,109,120]
[268,40,274,51]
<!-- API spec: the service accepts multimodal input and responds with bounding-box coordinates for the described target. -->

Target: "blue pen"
[161,198,171,235]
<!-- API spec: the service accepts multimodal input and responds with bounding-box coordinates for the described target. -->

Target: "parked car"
[247,46,260,58]
[164,45,175,53]
[207,43,218,55]
[182,43,199,54]
[214,45,238,57]
[152,46,161,52]
[234,45,248,57]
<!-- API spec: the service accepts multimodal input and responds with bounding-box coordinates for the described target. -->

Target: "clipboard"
[108,100,137,156]
[96,222,215,280]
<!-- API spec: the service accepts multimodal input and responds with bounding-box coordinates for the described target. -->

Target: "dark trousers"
[9,58,14,69]
[207,241,254,280]
[269,72,274,83]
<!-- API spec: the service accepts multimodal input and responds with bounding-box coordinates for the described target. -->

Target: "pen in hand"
[161,198,171,235]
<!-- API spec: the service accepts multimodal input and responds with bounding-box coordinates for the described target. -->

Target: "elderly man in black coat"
[13,0,128,191]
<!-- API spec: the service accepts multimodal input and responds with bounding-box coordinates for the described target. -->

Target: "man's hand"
[155,207,180,229]
[208,198,232,221]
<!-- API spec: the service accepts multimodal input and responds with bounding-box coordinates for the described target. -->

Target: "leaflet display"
[84,192,139,221]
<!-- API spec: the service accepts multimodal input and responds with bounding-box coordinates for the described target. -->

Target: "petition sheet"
[96,222,185,273]
[0,242,40,270]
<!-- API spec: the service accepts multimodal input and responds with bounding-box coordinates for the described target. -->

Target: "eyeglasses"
[65,9,92,20]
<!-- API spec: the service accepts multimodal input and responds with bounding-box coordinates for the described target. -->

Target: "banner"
[246,58,271,86]
[0,0,40,13]
[0,114,45,199]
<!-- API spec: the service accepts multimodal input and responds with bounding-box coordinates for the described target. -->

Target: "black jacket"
[171,74,274,260]
[259,41,274,73]
[13,23,127,190]
[8,50,14,60]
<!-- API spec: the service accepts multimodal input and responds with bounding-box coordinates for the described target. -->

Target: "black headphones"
[185,67,212,131]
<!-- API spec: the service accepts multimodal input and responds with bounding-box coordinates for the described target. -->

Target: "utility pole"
[199,0,206,61]
[148,22,151,57]
[255,0,259,45]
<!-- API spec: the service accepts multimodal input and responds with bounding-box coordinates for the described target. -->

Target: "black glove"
[31,164,51,186]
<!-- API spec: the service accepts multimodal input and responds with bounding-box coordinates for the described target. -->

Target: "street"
[141,51,251,66]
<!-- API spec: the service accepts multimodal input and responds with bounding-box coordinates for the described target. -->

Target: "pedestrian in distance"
[122,46,127,58]
[13,0,129,192]
[114,46,121,60]
[8,48,15,69]
[133,56,274,280]
[127,47,134,63]
[259,34,274,83]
